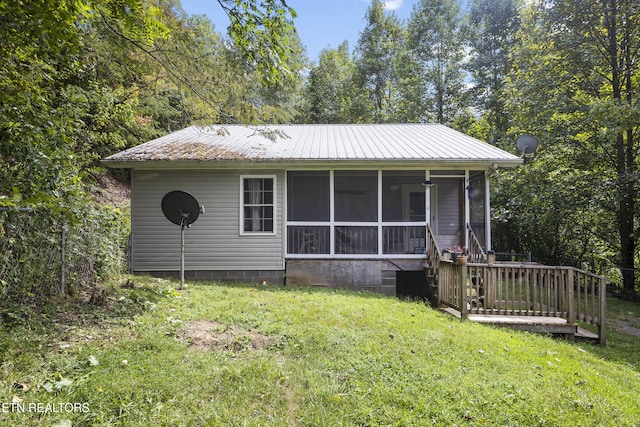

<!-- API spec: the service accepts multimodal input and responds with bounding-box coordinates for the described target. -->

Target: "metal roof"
[102,124,523,167]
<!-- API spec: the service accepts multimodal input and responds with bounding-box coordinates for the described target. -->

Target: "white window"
[240,176,275,235]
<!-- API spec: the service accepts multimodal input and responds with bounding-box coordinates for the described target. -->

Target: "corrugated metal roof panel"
[103,124,522,165]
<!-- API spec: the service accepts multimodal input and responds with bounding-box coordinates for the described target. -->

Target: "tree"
[466,0,520,147]
[0,0,301,304]
[502,0,640,295]
[406,0,468,124]
[354,0,403,123]
[302,42,363,123]
[0,0,300,203]
[216,0,298,87]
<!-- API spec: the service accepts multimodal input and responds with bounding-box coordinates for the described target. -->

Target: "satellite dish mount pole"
[179,211,190,290]
[161,190,201,291]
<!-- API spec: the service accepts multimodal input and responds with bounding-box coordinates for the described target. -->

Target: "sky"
[180,0,420,61]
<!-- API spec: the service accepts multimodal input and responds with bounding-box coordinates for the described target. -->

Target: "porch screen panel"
[469,171,487,250]
[335,226,378,254]
[287,171,330,221]
[288,226,330,254]
[382,171,426,222]
[383,226,426,254]
[334,171,377,222]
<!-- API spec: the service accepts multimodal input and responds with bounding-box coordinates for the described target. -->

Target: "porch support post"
[485,172,492,252]
[329,171,335,255]
[377,170,383,256]
[464,171,470,250]
[458,263,468,320]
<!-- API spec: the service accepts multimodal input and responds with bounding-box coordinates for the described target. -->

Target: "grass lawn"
[1,277,640,426]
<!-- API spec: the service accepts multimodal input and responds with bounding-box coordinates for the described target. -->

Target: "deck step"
[439,307,579,336]
[575,327,599,342]
[467,314,577,335]
[440,306,461,319]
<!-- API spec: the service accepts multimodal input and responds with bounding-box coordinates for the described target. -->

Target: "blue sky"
[180,0,420,61]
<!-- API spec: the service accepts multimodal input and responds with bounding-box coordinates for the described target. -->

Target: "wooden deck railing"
[466,223,487,263]
[426,223,606,344]
[436,260,459,309]
[432,260,606,344]
[426,224,440,274]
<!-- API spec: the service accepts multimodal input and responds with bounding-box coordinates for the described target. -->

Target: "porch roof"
[103,124,523,168]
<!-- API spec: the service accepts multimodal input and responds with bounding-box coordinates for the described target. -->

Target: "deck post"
[459,264,468,320]
[435,266,442,308]
[599,277,606,345]
[567,268,575,325]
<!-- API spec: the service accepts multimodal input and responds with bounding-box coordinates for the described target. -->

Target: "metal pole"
[180,224,185,290]
[60,222,66,296]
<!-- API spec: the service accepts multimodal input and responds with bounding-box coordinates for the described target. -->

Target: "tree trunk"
[607,0,636,296]
[618,159,636,296]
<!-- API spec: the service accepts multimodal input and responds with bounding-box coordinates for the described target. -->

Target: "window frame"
[239,175,277,236]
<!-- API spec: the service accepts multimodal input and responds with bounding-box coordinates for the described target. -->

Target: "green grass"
[1,277,640,426]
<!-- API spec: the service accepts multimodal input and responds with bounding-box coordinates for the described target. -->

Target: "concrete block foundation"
[285,259,426,296]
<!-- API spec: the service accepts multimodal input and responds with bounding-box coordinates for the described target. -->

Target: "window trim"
[240,175,277,236]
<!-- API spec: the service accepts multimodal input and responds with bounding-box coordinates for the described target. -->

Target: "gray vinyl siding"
[131,169,284,271]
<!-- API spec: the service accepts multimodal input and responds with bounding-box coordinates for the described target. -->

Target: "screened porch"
[285,170,489,257]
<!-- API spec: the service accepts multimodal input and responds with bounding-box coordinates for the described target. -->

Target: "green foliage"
[466,0,520,146]
[0,0,303,307]
[0,0,302,194]
[1,280,639,425]
[219,0,298,87]
[354,0,403,123]
[407,0,468,125]
[302,42,367,124]
[0,203,128,307]
[500,0,640,293]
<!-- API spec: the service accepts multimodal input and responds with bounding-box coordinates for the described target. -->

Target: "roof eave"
[102,157,523,170]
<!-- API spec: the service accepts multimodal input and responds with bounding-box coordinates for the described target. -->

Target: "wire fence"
[0,206,128,307]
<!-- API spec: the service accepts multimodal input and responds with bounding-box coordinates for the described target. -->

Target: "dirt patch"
[179,320,273,351]
[89,171,131,208]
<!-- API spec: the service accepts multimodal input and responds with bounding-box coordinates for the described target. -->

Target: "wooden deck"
[426,224,606,344]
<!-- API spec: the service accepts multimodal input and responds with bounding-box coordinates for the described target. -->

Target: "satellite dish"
[161,191,204,289]
[516,135,539,158]
[162,190,200,228]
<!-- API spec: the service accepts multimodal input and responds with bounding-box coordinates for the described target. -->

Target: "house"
[103,124,522,296]
[104,124,607,343]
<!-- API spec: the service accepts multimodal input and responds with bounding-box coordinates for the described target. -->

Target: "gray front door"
[430,178,464,250]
